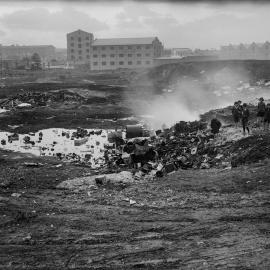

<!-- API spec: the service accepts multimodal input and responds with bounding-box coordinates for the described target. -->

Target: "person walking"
[257,97,266,128]
[242,103,250,136]
[264,103,270,131]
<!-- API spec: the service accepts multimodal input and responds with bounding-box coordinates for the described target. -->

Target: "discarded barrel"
[126,125,143,139]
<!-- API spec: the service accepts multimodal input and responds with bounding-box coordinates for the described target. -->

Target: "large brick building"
[66,29,163,70]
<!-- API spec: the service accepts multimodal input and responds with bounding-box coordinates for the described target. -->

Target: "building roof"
[67,29,92,36]
[92,37,157,46]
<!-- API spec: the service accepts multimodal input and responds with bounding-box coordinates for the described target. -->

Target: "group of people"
[210,97,270,137]
[232,97,270,135]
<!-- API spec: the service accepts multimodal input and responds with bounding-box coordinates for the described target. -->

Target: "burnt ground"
[0,149,270,269]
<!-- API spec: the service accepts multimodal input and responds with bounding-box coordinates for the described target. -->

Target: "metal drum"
[126,125,143,139]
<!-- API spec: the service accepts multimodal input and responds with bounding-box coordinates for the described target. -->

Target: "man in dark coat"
[210,114,222,135]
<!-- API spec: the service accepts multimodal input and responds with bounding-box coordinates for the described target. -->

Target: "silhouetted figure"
[210,114,222,135]
[242,103,250,136]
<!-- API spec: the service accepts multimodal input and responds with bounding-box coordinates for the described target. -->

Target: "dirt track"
[0,152,269,269]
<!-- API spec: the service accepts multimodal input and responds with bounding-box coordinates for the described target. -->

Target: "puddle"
[0,128,115,168]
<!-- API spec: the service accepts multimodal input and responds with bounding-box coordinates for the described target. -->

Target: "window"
[137,54,142,57]
[71,49,74,53]
[71,55,75,60]
[86,36,89,40]
[93,54,98,58]
[70,43,74,47]
[78,37,81,42]
[137,46,141,49]
[78,44,82,48]
[128,61,132,65]
[102,61,106,65]
[87,55,90,59]
[102,54,106,58]
[128,54,132,57]
[119,54,124,57]
[86,43,90,46]
[93,47,97,51]
[145,53,150,57]
[146,45,150,49]
[110,54,115,57]
[110,61,115,65]
[128,46,132,49]
[86,49,89,53]
[78,50,82,55]
[119,46,123,49]
[79,56,82,60]
[102,47,106,50]
[137,60,141,65]
[119,61,124,65]
[93,62,98,66]
[71,37,74,40]
[146,60,151,64]
[110,46,114,50]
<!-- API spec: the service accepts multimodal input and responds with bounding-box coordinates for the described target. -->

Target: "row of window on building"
[71,55,89,60]
[70,36,91,41]
[93,60,152,66]
[93,53,152,58]
[70,49,90,53]
[70,43,91,48]
[70,52,152,58]
[92,45,152,50]
[70,43,152,50]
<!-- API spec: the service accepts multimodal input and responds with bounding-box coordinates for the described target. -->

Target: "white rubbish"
[0,108,9,113]
[191,147,197,155]
[11,193,21,198]
[129,199,136,205]
[17,103,31,108]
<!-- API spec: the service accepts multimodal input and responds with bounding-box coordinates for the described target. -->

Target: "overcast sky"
[0,0,269,49]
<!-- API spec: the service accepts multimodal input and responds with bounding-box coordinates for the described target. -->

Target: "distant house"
[66,29,164,70]
[1,45,56,64]
[219,41,270,60]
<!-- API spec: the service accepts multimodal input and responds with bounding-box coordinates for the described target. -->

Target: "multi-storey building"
[219,41,270,60]
[67,29,94,66]
[66,30,163,70]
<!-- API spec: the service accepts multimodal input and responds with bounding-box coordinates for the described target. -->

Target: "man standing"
[257,97,266,128]
[210,114,222,135]
[264,103,270,131]
[242,103,250,136]
[232,101,240,128]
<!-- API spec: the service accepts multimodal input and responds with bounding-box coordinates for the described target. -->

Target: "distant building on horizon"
[219,41,270,60]
[66,29,164,70]
[0,44,56,63]
[162,48,193,58]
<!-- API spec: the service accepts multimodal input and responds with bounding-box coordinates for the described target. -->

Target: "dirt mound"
[231,134,270,167]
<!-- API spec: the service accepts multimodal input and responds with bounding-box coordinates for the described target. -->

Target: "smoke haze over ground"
[128,62,270,129]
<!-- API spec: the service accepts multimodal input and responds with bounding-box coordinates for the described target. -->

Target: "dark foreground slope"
[0,134,270,269]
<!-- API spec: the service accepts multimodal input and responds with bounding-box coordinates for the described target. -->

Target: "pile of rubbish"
[0,90,84,109]
[99,122,270,181]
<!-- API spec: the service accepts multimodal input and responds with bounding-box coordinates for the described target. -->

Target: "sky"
[0,0,269,49]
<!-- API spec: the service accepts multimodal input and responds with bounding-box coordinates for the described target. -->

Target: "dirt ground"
[0,66,270,269]
[0,148,269,269]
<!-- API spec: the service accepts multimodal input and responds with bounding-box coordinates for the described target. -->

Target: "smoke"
[127,64,266,129]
